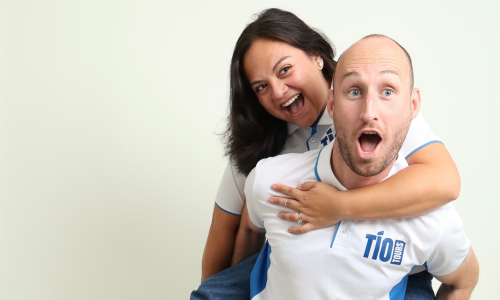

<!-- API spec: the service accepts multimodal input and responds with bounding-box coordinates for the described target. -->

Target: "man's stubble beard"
[333,114,412,177]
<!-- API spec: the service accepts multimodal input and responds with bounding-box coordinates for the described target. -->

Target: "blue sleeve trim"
[404,140,443,160]
[215,202,241,216]
[330,221,342,248]
[306,119,319,151]
[314,145,326,182]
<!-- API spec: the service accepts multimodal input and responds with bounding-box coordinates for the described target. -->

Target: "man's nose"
[360,90,379,123]
[271,79,288,101]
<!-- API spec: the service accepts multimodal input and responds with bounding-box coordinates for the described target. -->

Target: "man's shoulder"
[246,150,321,198]
[254,149,321,178]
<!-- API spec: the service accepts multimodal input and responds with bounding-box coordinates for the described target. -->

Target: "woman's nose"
[271,79,288,101]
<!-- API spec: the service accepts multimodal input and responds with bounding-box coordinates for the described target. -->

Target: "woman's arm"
[201,162,249,280]
[270,142,460,233]
[230,203,266,266]
[201,205,241,281]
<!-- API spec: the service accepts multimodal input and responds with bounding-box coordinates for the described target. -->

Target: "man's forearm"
[435,248,479,300]
[436,283,474,300]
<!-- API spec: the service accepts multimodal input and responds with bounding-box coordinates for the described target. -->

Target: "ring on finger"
[285,199,288,207]
[297,212,303,224]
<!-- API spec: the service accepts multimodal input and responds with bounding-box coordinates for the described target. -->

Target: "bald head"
[334,35,414,92]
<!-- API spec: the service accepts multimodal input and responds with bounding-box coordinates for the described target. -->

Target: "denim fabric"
[404,271,435,300]
[191,253,434,300]
[190,252,259,300]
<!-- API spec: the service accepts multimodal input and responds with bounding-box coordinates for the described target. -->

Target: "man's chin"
[348,157,391,177]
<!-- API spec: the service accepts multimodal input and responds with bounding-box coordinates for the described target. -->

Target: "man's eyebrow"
[339,69,401,83]
[250,56,291,86]
[380,69,400,76]
[340,71,360,82]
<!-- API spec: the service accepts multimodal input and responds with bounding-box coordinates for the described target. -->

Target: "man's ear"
[327,89,334,119]
[410,88,421,119]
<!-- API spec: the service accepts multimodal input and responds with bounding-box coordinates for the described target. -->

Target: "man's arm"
[434,247,479,299]
[230,203,265,266]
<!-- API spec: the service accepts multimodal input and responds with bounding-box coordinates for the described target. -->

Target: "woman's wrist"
[336,190,358,221]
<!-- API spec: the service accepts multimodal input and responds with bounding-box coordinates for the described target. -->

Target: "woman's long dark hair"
[224,8,336,176]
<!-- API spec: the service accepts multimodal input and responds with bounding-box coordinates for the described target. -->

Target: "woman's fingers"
[271,184,304,200]
[268,197,300,210]
[296,181,316,191]
[278,211,305,223]
[288,223,315,235]
[276,209,325,235]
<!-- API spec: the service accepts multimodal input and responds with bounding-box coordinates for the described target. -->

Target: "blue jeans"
[191,253,435,299]
[404,270,435,300]
[190,253,259,300]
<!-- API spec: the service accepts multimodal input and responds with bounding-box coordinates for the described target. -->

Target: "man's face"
[330,37,420,177]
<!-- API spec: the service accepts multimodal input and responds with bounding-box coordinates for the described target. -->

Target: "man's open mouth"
[281,94,304,115]
[358,131,382,153]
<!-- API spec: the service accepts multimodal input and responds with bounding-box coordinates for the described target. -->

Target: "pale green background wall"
[0,0,498,299]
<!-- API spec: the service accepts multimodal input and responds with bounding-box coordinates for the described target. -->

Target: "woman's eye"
[383,89,393,96]
[255,84,266,93]
[279,66,290,75]
[348,89,360,96]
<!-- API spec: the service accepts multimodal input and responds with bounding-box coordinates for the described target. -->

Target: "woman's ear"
[313,55,324,70]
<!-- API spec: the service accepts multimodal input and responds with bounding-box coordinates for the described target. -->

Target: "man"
[244,35,479,299]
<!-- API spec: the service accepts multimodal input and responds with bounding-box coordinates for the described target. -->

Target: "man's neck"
[330,140,395,189]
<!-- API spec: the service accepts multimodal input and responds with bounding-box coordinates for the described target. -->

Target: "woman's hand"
[269,182,349,234]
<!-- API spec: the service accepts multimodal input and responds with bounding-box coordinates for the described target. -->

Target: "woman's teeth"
[282,94,300,107]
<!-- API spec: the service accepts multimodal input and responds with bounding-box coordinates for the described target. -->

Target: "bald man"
[244,35,479,300]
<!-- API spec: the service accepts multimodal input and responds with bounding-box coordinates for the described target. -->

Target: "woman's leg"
[404,271,435,300]
[190,252,259,300]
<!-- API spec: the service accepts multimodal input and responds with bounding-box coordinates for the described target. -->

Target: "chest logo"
[320,128,335,146]
[363,231,406,265]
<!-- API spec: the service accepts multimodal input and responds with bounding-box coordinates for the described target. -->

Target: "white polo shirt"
[215,111,440,216]
[245,141,471,300]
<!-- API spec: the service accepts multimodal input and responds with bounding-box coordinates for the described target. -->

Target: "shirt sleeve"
[400,112,442,159]
[214,162,246,216]
[425,204,471,276]
[244,163,265,229]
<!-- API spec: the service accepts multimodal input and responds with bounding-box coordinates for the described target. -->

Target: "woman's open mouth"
[281,94,305,115]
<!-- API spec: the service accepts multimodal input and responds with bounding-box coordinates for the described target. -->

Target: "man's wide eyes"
[383,89,393,96]
[348,89,360,96]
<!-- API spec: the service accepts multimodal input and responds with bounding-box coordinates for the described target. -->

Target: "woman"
[193,8,459,300]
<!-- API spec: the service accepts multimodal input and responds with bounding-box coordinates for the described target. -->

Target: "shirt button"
[311,137,316,143]
[342,228,347,233]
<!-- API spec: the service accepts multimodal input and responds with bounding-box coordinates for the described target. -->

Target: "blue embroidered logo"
[320,128,335,146]
[363,231,406,265]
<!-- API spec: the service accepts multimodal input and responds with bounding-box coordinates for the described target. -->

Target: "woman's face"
[243,38,330,128]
